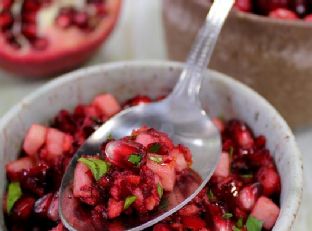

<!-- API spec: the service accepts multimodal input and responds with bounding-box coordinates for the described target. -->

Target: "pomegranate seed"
[22,24,37,40]
[256,166,281,196]
[74,11,89,29]
[228,120,254,149]
[235,0,252,12]
[11,196,35,221]
[56,14,72,28]
[22,0,40,12]
[153,224,171,231]
[124,95,152,107]
[269,8,299,20]
[94,4,108,16]
[34,193,54,217]
[254,0,289,15]
[255,135,266,149]
[0,0,14,10]
[22,13,37,24]
[0,11,14,31]
[105,140,144,168]
[4,32,21,50]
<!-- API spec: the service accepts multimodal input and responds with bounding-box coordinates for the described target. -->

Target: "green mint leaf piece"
[157,183,163,198]
[246,216,263,231]
[7,182,22,213]
[128,154,142,166]
[229,146,234,158]
[107,134,114,140]
[236,218,243,228]
[78,157,109,181]
[207,189,215,200]
[232,226,241,231]
[124,195,137,210]
[148,143,161,153]
[223,212,233,219]
[240,174,253,179]
[149,155,163,164]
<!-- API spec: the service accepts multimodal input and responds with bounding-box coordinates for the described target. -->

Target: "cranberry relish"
[3,94,281,231]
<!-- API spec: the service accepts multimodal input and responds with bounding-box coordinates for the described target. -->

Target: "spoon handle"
[170,0,234,101]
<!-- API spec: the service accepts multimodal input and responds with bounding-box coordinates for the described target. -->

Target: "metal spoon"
[59,1,234,230]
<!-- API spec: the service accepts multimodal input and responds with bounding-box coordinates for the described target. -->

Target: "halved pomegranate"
[0,0,121,78]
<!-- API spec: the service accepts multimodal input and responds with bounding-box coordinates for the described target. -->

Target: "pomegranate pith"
[0,0,121,78]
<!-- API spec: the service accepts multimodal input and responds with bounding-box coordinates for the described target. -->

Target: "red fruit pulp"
[0,0,121,78]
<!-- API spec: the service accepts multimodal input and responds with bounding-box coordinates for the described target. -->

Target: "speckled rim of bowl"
[0,61,303,230]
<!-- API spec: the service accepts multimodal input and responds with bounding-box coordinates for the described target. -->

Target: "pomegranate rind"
[0,0,122,78]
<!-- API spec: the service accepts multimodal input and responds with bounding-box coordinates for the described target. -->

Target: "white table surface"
[0,0,310,230]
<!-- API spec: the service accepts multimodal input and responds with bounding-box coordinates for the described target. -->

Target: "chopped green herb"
[6,182,22,213]
[148,143,161,153]
[124,195,137,210]
[207,189,215,200]
[246,216,263,231]
[236,218,243,228]
[223,212,233,219]
[107,134,114,140]
[159,198,169,211]
[128,154,142,166]
[229,146,234,158]
[149,155,163,164]
[240,174,253,179]
[78,157,109,181]
[232,226,241,231]
[157,183,163,198]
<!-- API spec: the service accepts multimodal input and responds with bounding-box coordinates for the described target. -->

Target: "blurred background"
[0,0,311,229]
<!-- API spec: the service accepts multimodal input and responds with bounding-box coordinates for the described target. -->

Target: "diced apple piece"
[107,198,123,219]
[145,196,157,211]
[146,159,176,191]
[170,148,188,172]
[73,163,93,199]
[23,124,47,157]
[92,94,121,117]
[6,157,34,181]
[213,152,230,178]
[46,128,65,159]
[63,134,73,153]
[251,196,280,229]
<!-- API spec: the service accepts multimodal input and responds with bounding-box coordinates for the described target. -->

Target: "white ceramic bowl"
[0,61,303,230]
